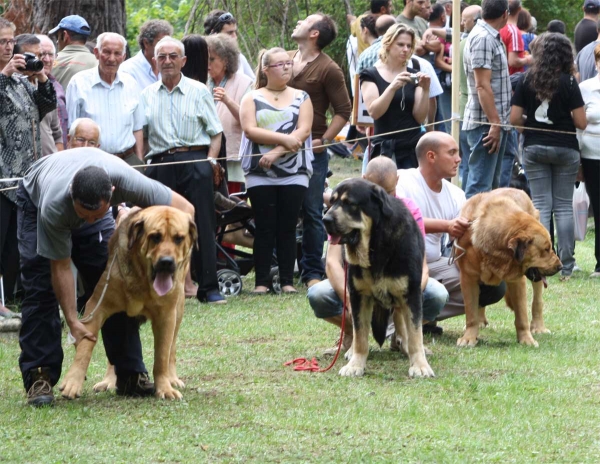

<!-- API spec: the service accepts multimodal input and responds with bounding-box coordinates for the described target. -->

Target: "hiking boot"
[116,372,156,397]
[323,332,353,356]
[27,367,54,407]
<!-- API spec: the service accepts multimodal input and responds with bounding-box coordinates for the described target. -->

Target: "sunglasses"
[218,12,234,23]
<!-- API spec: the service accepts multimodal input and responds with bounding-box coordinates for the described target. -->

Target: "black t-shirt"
[359,66,422,146]
[511,73,584,150]
[575,18,598,53]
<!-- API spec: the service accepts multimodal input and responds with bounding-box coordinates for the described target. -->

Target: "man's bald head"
[375,14,397,37]
[68,118,101,148]
[461,5,482,33]
[416,131,455,161]
[364,156,399,195]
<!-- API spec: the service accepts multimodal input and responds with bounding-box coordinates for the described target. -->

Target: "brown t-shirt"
[287,50,351,140]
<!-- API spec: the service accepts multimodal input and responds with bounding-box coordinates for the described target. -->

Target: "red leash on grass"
[284,264,348,373]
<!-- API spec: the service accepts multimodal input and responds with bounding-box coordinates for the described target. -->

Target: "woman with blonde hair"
[239,47,314,294]
[359,23,430,169]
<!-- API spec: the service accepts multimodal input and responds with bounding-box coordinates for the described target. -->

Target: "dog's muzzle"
[152,257,176,296]
[323,215,360,246]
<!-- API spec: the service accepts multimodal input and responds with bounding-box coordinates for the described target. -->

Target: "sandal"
[282,286,298,294]
[252,286,270,295]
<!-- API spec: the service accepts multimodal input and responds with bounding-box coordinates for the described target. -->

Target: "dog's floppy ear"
[370,184,394,218]
[188,217,199,250]
[508,236,532,263]
[127,219,145,249]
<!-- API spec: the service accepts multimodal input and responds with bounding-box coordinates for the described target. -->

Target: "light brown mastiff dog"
[455,188,562,347]
[59,205,197,400]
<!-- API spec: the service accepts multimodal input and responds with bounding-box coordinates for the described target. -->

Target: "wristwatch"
[321,138,332,146]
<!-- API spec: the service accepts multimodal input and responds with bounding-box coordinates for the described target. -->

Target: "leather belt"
[113,147,135,159]
[164,145,208,154]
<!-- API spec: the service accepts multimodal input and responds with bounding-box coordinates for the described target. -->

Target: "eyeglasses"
[218,12,234,22]
[74,137,98,147]
[40,52,55,59]
[268,61,293,69]
[156,53,182,62]
[0,39,15,47]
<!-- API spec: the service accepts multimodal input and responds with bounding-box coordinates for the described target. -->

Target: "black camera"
[21,52,44,73]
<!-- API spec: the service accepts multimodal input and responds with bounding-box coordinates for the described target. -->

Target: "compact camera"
[409,73,419,85]
[21,52,44,73]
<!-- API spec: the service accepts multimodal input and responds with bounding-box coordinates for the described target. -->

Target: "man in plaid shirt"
[462,0,511,198]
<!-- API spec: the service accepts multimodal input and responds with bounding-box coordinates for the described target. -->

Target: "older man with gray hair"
[120,19,174,90]
[66,32,145,166]
[141,36,225,304]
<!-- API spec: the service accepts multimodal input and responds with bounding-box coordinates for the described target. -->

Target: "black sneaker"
[27,367,55,407]
[116,372,156,397]
[422,322,443,335]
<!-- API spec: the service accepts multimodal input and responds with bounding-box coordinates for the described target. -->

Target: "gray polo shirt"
[463,20,511,131]
[576,40,599,83]
[22,148,172,260]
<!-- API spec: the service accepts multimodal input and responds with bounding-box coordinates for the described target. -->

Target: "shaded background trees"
[0,0,588,71]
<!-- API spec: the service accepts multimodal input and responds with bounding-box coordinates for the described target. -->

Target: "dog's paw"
[408,362,435,378]
[169,376,185,389]
[344,348,353,361]
[530,324,551,335]
[59,374,84,400]
[456,335,478,347]
[339,364,365,377]
[93,376,116,392]
[423,345,433,356]
[155,387,183,400]
[479,319,489,329]
[518,333,539,347]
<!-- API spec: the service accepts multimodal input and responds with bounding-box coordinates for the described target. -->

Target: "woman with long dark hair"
[239,47,313,294]
[359,23,430,169]
[510,32,587,281]
[181,34,209,84]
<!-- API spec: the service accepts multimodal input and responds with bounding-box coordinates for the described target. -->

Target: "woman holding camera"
[359,23,430,169]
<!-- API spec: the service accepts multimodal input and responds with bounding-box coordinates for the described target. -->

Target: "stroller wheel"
[217,269,243,297]
[269,267,281,295]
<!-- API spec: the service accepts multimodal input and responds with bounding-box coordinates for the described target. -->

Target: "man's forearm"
[477,85,501,125]
[133,130,144,160]
[322,114,348,141]
[50,259,78,326]
[208,133,222,159]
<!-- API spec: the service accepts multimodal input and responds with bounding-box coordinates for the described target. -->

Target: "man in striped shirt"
[141,36,226,304]
[66,32,145,166]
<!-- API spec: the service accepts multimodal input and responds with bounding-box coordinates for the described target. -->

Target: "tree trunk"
[31,0,125,38]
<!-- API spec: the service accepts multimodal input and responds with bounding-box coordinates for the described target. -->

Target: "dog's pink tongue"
[153,273,173,296]
[542,275,548,289]
[330,234,341,245]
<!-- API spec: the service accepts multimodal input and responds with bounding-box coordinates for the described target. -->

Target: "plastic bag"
[573,182,590,241]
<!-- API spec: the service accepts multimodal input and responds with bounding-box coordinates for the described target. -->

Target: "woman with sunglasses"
[359,23,430,169]
[239,48,314,294]
[203,10,255,81]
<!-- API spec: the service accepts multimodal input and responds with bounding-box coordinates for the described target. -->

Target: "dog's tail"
[371,306,391,347]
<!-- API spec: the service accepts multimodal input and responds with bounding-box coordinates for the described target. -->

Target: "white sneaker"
[590,271,600,278]
[323,333,353,356]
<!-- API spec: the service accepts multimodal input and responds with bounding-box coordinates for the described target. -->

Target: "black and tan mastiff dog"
[323,178,434,378]
[455,188,562,347]
[59,205,197,400]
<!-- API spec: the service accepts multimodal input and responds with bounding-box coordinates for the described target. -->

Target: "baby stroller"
[214,192,281,297]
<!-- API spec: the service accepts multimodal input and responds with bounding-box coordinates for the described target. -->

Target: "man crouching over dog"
[309,156,449,355]
[16,148,193,407]
[396,131,506,332]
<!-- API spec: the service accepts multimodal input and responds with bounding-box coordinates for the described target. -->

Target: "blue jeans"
[307,277,447,323]
[459,122,470,190]
[464,126,508,199]
[522,145,580,276]
[300,152,328,283]
[500,129,518,187]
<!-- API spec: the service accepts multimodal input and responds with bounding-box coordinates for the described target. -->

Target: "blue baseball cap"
[48,15,91,36]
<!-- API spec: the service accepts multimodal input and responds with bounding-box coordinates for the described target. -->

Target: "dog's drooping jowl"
[323,178,433,378]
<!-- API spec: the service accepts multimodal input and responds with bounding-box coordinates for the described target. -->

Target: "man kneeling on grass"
[307,156,449,354]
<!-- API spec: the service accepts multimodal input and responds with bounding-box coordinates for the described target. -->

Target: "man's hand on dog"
[448,216,470,239]
[69,320,97,346]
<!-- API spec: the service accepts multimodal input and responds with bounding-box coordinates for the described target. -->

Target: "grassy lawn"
[1,156,600,462]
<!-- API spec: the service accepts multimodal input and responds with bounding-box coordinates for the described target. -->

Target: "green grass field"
[1,156,600,463]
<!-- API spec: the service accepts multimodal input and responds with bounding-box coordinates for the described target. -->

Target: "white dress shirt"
[66,67,145,154]
[120,51,159,90]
